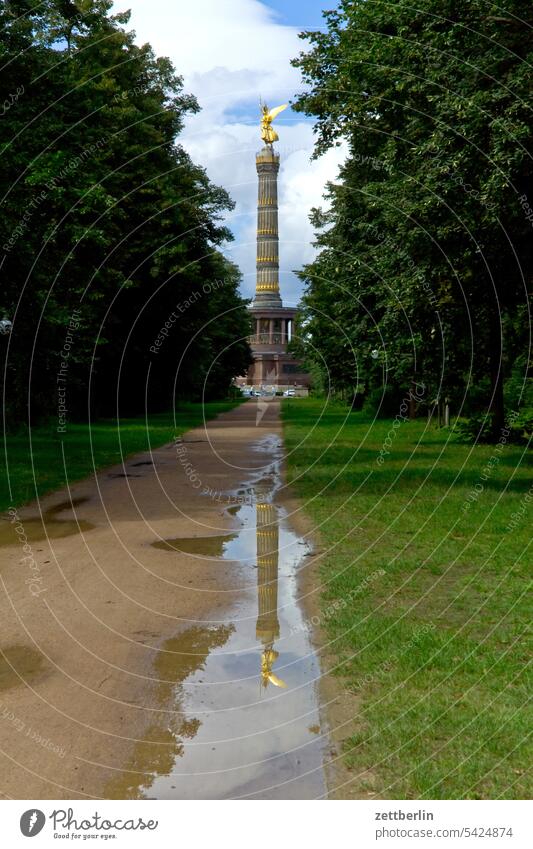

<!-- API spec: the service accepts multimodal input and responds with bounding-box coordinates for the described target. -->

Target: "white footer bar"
[2,799,531,848]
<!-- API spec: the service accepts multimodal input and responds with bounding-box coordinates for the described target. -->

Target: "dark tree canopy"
[292,0,532,437]
[1,0,252,425]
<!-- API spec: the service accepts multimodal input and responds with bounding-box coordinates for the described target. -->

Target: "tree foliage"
[1,0,252,426]
[293,0,532,434]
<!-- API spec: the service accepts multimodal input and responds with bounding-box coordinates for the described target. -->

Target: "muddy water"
[0,498,94,548]
[151,534,239,557]
[0,645,47,692]
[108,437,326,800]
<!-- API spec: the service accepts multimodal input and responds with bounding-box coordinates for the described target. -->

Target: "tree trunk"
[409,381,417,420]
[489,313,505,437]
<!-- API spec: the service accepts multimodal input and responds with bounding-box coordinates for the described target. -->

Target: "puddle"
[151,534,239,558]
[108,437,326,800]
[0,645,47,691]
[106,625,233,799]
[0,498,95,548]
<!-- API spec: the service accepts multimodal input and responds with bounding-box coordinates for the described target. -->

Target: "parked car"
[283,389,296,397]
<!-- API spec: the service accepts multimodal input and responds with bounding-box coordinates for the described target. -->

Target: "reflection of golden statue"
[260,102,288,145]
[255,498,287,689]
[261,648,287,689]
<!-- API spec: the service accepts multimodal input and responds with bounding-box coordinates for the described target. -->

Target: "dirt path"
[0,400,328,799]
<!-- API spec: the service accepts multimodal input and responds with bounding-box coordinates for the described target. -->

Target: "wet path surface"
[0,401,328,799]
[107,435,326,800]
[0,498,94,549]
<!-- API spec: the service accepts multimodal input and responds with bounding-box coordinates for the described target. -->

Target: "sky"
[111,0,345,305]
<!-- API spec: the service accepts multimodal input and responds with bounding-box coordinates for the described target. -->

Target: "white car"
[283,389,296,397]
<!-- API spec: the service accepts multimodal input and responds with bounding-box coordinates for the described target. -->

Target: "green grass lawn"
[1,401,242,512]
[283,398,531,800]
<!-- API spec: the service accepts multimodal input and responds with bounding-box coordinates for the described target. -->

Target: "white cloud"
[112,0,347,301]
[115,0,299,80]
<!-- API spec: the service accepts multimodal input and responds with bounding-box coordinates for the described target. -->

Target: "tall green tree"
[1,0,252,425]
[293,0,532,433]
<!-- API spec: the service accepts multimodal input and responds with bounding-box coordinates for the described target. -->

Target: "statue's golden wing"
[267,673,288,688]
[261,649,288,688]
[268,104,289,122]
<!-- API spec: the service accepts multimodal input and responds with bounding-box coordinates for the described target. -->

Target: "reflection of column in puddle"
[255,498,287,689]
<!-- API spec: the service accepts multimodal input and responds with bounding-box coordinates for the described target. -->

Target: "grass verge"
[283,398,531,799]
[1,401,243,512]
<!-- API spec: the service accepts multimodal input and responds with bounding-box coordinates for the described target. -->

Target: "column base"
[253,295,283,308]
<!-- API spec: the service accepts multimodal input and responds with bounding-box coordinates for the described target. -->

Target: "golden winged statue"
[260,102,288,145]
[261,647,287,689]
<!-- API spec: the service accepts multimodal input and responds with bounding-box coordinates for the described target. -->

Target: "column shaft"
[255,146,282,307]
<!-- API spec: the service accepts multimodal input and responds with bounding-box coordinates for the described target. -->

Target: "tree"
[293,0,532,434]
[1,0,252,426]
